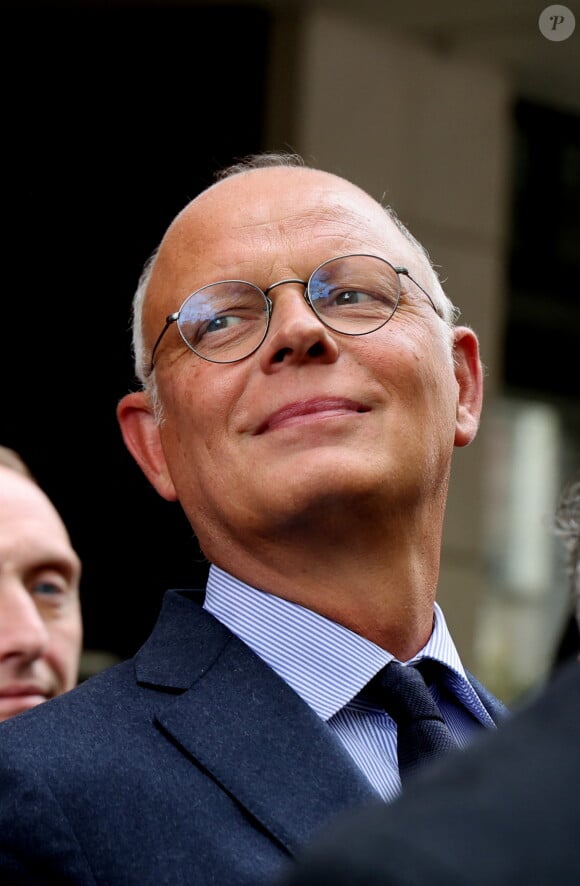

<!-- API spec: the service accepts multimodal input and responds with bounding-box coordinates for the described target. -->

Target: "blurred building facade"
[257,0,579,700]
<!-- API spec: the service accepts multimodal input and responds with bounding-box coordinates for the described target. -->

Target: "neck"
[202,501,444,660]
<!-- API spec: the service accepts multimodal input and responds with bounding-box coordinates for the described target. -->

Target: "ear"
[116,391,178,501]
[452,326,484,448]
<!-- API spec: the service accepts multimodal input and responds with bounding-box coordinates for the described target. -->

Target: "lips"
[255,398,369,434]
[0,687,49,720]
[0,685,50,701]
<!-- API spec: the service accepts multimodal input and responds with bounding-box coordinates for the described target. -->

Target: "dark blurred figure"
[277,473,580,886]
[552,610,580,667]
[552,475,580,668]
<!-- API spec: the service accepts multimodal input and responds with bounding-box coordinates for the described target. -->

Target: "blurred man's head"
[0,447,82,722]
[553,475,580,665]
[555,476,580,617]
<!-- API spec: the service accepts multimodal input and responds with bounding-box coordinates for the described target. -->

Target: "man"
[279,476,580,886]
[0,446,82,722]
[0,153,504,884]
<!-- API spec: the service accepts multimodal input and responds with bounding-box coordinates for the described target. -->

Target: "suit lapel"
[136,590,378,854]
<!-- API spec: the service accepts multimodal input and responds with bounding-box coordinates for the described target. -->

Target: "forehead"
[147,168,417,296]
[0,469,71,545]
[191,167,392,238]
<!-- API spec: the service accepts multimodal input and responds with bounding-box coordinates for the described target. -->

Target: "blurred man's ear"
[452,326,483,448]
[116,391,178,501]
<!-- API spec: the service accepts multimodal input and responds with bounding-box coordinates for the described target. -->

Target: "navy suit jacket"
[278,658,580,886]
[0,589,505,885]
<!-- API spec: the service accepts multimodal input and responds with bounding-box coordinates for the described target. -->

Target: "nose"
[0,584,49,667]
[258,281,340,372]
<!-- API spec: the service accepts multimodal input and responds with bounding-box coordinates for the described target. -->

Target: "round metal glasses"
[149,252,439,371]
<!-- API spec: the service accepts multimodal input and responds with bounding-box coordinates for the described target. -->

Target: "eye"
[29,570,76,612]
[178,283,267,352]
[204,314,244,335]
[332,289,377,306]
[32,579,66,597]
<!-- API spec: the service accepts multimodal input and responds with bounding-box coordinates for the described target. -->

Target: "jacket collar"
[135,589,378,853]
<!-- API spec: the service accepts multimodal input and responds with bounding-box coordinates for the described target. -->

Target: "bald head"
[116,151,483,645]
[0,445,34,479]
[131,154,455,385]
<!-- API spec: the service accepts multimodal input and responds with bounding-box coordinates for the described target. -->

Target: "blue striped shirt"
[203,564,495,802]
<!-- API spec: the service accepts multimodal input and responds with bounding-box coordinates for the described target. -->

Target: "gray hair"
[554,475,580,628]
[130,151,459,409]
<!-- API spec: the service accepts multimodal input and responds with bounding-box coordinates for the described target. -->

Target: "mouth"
[255,398,370,435]
[0,688,49,718]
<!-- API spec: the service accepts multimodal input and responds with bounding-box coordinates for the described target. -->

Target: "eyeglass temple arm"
[149,312,179,374]
[395,267,441,317]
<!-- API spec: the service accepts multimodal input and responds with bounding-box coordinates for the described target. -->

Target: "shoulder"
[282,662,580,886]
[0,658,135,753]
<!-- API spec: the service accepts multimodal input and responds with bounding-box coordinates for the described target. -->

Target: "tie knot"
[367,659,456,783]
[374,660,443,723]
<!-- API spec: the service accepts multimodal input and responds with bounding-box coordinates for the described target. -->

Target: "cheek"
[357,328,449,392]
[158,369,245,486]
[48,618,82,685]
[361,330,458,437]
[413,345,458,429]
[164,364,243,427]
[402,324,455,389]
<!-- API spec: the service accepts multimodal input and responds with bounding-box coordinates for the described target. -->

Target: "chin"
[261,461,381,509]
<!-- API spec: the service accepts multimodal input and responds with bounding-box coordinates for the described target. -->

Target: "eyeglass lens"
[176,254,401,363]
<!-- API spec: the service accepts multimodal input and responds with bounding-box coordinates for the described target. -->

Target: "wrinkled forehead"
[165,168,419,262]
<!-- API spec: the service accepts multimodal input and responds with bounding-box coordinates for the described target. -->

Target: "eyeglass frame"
[148,252,441,373]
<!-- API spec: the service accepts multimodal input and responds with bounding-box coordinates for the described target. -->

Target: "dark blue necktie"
[370,659,457,784]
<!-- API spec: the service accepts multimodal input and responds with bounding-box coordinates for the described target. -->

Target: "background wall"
[3,0,579,699]
[3,2,271,660]
[265,6,512,680]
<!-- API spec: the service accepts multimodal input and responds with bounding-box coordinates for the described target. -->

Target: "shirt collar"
[203,564,474,721]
